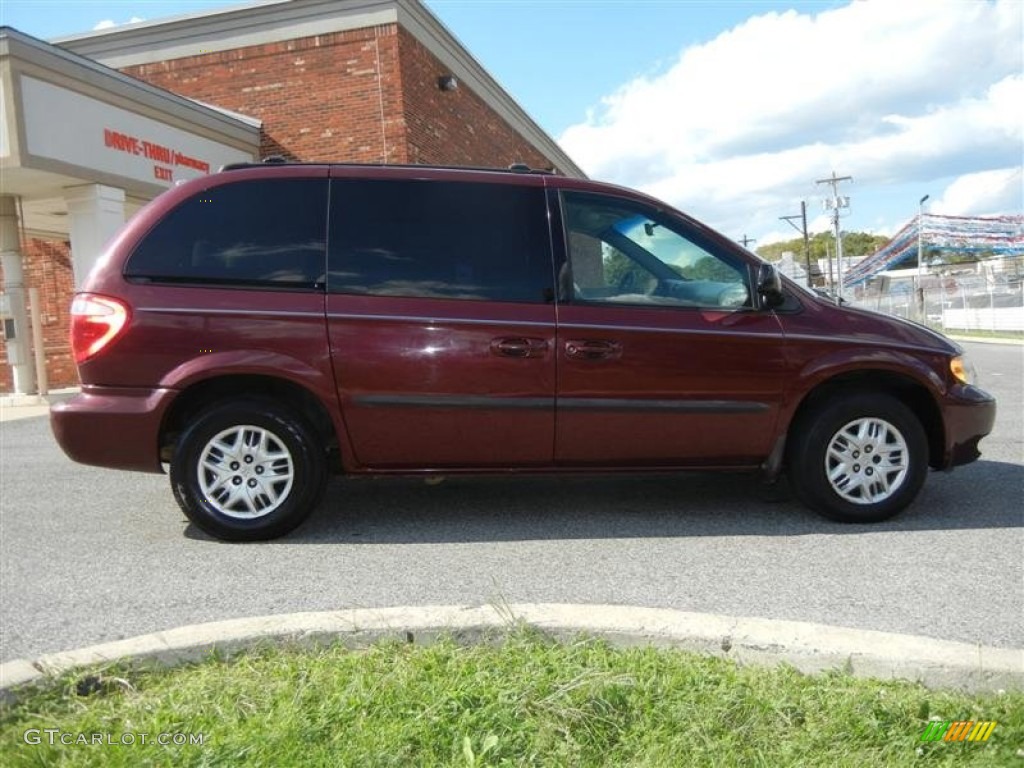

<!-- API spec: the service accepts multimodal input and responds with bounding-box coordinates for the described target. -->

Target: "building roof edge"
[0,26,261,145]
[50,0,585,178]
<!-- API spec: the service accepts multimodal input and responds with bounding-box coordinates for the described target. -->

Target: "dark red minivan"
[51,163,996,540]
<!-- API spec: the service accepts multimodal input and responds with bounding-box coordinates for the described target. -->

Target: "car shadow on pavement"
[212,458,1024,545]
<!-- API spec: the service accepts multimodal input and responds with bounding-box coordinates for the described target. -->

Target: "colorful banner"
[844,214,1024,287]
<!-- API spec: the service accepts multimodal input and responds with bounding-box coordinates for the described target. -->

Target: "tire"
[787,393,928,523]
[170,399,327,541]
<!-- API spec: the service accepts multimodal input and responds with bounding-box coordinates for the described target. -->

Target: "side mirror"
[757,264,784,308]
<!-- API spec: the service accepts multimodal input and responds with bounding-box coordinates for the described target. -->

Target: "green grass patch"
[941,328,1024,341]
[2,628,1020,766]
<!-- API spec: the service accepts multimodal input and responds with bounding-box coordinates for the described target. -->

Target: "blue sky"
[2,0,1021,250]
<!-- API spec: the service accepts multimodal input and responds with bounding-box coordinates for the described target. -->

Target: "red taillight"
[70,294,130,364]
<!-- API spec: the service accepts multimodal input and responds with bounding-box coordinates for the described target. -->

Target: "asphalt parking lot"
[0,342,1020,662]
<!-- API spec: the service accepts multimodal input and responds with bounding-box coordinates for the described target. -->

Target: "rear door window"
[125,179,328,289]
[328,179,553,303]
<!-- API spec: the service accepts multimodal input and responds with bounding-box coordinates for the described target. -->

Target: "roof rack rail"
[216,161,559,174]
[508,163,554,175]
[219,155,294,172]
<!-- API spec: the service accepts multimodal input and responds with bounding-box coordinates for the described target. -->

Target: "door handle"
[491,337,549,358]
[565,339,622,360]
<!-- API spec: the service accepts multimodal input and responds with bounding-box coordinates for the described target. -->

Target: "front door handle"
[565,339,622,360]
[491,337,549,358]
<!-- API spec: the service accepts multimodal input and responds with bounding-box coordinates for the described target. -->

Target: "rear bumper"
[942,384,996,469]
[50,386,176,473]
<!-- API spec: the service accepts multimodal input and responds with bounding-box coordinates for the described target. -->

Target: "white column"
[0,195,37,394]
[64,184,125,288]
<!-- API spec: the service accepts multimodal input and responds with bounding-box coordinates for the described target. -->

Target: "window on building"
[125,179,328,289]
[328,179,553,302]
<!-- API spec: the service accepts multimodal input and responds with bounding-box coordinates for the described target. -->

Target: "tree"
[603,248,638,286]
[676,256,740,282]
[757,231,888,262]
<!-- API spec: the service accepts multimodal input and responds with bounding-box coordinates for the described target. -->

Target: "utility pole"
[816,171,852,299]
[780,201,812,287]
[739,234,756,249]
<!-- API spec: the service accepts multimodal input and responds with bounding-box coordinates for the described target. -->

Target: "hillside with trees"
[757,232,889,262]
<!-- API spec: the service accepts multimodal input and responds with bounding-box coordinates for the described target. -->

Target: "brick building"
[0,0,583,393]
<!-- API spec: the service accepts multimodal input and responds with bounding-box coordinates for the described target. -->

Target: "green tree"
[677,256,740,282]
[603,248,638,287]
[757,231,888,262]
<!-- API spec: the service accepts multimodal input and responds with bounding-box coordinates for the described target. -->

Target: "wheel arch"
[785,370,945,470]
[159,375,342,470]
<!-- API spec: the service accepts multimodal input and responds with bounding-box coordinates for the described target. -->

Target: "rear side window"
[125,179,328,289]
[328,179,553,302]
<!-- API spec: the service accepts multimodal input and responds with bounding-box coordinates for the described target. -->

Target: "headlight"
[950,355,976,386]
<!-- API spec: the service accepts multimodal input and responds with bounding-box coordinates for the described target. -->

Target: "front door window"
[563,192,750,310]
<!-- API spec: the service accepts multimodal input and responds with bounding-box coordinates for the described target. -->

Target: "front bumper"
[50,386,177,473]
[942,384,996,469]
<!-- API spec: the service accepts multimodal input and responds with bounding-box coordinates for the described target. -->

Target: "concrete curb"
[0,388,79,422]
[2,604,1021,700]
[947,335,1024,346]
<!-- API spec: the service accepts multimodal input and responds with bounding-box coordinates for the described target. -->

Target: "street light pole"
[917,194,929,320]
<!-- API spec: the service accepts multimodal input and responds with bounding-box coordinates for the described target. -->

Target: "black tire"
[787,393,928,523]
[170,399,327,541]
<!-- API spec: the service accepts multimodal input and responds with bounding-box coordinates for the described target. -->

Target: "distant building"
[776,251,807,283]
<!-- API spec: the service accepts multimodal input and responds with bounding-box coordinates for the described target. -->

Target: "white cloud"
[934,168,1024,217]
[92,16,144,31]
[560,0,1023,241]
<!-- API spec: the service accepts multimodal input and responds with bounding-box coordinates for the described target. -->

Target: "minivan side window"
[328,179,553,303]
[562,191,750,309]
[125,179,328,289]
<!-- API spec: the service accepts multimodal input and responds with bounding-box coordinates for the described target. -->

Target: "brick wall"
[119,24,558,171]
[397,28,553,170]
[0,238,78,393]
[1,22,565,393]
[120,24,408,163]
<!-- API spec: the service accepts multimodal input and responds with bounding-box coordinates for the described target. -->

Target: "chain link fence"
[846,255,1024,334]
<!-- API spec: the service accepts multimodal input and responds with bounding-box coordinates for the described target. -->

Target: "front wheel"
[787,393,928,523]
[170,399,327,541]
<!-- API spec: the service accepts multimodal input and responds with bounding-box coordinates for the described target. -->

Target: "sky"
[1,0,1021,251]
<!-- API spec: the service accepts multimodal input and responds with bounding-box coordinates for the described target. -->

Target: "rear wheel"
[787,393,928,523]
[170,399,327,541]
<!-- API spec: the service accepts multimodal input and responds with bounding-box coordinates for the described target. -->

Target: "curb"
[0,388,79,423]
[2,604,1021,700]
[0,387,80,407]
[947,335,1024,346]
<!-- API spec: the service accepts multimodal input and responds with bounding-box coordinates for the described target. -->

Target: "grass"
[937,327,1024,341]
[2,628,1020,767]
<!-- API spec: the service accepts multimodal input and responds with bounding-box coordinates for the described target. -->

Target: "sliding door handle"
[491,337,549,358]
